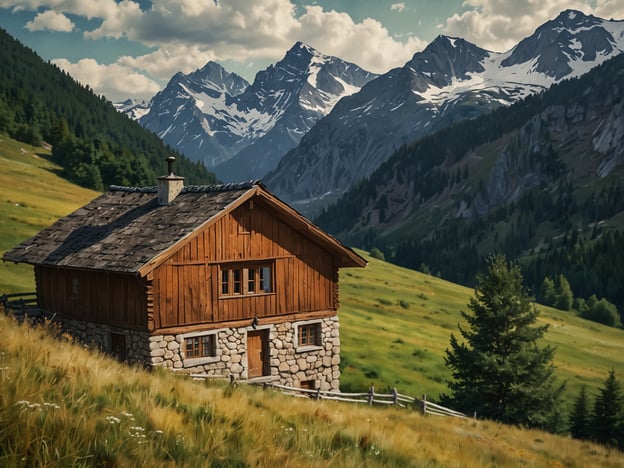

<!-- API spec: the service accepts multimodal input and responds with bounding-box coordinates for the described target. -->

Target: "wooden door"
[110,332,127,362]
[247,330,269,378]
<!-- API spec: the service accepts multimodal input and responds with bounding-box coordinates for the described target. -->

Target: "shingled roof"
[2,181,366,275]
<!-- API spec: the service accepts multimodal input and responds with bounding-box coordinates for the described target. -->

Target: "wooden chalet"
[2,159,366,389]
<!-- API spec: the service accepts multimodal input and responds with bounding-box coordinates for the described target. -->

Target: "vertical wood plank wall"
[35,266,147,329]
[152,199,337,329]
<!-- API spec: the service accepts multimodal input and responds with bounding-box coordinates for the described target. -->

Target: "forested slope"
[316,53,624,321]
[0,28,216,189]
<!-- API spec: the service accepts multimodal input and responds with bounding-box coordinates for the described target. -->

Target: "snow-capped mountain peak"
[502,9,624,79]
[123,43,377,180]
[264,10,624,213]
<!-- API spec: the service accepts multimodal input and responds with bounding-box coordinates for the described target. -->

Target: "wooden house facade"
[3,164,366,390]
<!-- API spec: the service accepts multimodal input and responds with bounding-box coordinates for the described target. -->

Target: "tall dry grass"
[1,313,623,467]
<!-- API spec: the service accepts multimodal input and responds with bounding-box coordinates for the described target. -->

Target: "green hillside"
[339,252,624,406]
[3,314,624,466]
[0,27,216,189]
[2,133,623,413]
[0,135,98,292]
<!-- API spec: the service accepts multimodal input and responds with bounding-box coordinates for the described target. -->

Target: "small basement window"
[296,321,322,351]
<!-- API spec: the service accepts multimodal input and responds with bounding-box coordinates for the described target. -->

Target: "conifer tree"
[569,385,592,440]
[539,277,557,306]
[591,370,623,449]
[555,274,574,311]
[444,254,564,428]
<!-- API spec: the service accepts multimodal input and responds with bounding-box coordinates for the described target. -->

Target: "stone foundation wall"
[60,318,150,365]
[57,316,341,391]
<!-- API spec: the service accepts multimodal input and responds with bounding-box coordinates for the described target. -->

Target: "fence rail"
[0,291,44,321]
[252,381,468,419]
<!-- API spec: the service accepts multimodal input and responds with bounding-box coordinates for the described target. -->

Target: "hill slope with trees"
[315,52,624,323]
[0,28,216,189]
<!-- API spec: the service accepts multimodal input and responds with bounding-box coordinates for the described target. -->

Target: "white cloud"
[52,58,161,101]
[391,3,406,13]
[296,6,426,75]
[0,0,125,19]
[443,0,624,52]
[25,10,74,32]
[80,0,427,82]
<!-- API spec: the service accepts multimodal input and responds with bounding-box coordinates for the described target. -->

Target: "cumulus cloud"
[52,58,161,101]
[391,3,406,13]
[1,0,123,19]
[81,0,426,80]
[296,6,426,75]
[443,0,624,52]
[25,10,74,32]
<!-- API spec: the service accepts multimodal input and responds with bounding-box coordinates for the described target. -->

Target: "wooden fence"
[0,292,43,321]
[189,373,468,419]
[256,382,468,419]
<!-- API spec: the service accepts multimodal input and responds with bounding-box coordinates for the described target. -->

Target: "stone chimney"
[157,156,184,205]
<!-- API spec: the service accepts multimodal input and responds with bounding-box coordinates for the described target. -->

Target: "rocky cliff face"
[314,51,624,248]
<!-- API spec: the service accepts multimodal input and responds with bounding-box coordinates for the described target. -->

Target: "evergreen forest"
[0,28,216,190]
[316,53,624,325]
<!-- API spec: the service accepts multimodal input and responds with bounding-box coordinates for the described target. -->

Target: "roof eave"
[254,188,367,269]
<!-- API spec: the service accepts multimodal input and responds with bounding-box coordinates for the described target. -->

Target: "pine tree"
[569,385,592,440]
[555,274,574,311]
[444,254,564,428]
[591,370,623,449]
[539,276,557,306]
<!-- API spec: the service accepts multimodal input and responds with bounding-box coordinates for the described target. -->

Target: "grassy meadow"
[0,135,98,292]
[1,134,624,464]
[339,253,624,406]
[2,314,624,467]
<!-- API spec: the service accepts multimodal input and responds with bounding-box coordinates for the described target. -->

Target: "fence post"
[368,386,374,405]
[315,388,321,400]
[421,394,427,415]
[392,387,398,405]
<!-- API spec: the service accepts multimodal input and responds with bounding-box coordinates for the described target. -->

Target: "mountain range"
[119,42,377,182]
[266,9,624,212]
[118,10,624,213]
[315,50,624,319]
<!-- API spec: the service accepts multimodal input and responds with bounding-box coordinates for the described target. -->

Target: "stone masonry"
[59,316,341,391]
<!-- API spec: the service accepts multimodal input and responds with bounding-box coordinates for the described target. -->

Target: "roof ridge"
[109,180,263,194]
[109,185,157,193]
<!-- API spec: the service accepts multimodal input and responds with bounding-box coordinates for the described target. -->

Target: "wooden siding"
[35,266,147,329]
[152,198,337,330]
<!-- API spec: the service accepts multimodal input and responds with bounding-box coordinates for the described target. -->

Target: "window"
[185,334,216,358]
[220,264,274,296]
[70,277,80,297]
[180,331,220,367]
[299,379,317,390]
[297,322,322,348]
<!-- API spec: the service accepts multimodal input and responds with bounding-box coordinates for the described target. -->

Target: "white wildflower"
[106,416,121,424]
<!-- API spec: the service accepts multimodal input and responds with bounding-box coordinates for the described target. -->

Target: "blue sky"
[0,1,622,101]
